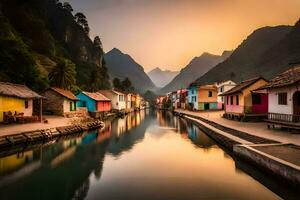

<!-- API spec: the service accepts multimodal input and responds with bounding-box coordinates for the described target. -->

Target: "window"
[220,86,224,93]
[236,95,239,105]
[252,93,261,104]
[192,89,194,95]
[82,101,87,107]
[278,93,287,105]
[208,91,212,97]
[25,100,29,109]
[226,96,229,105]
[230,96,233,105]
[119,95,124,102]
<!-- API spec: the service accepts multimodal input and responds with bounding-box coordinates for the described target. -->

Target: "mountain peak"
[109,48,123,55]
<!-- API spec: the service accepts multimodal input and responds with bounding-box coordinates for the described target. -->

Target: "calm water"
[0,110,296,199]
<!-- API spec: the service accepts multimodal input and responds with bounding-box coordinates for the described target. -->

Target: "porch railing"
[268,113,300,123]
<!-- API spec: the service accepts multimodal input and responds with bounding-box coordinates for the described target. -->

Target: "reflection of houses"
[216,80,236,110]
[257,66,300,129]
[0,82,44,123]
[42,87,78,117]
[221,77,268,121]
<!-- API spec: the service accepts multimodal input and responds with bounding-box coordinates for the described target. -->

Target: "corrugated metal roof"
[82,91,111,101]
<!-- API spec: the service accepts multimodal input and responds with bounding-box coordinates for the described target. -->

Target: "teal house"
[188,86,198,110]
[76,91,111,112]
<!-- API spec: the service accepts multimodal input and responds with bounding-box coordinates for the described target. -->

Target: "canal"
[0,110,297,199]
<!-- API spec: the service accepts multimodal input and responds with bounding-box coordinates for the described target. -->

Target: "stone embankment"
[174,110,300,187]
[0,120,104,149]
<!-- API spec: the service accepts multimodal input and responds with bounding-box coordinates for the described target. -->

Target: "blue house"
[188,86,198,110]
[76,91,111,112]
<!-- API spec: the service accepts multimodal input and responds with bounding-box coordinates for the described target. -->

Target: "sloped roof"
[82,91,111,101]
[50,87,78,101]
[199,84,217,90]
[257,65,300,90]
[221,77,266,96]
[0,82,43,99]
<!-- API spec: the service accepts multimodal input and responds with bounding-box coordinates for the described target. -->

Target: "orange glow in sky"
[70,0,300,71]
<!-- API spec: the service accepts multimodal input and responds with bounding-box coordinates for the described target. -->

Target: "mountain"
[191,24,294,86]
[104,48,156,93]
[0,0,110,91]
[147,67,179,88]
[160,51,232,93]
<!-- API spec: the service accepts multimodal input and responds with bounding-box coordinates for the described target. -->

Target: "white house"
[216,80,236,109]
[257,65,300,128]
[98,89,126,111]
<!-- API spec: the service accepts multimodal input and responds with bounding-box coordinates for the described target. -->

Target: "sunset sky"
[70,0,300,72]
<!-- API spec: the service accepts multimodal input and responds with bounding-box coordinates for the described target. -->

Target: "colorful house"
[0,82,43,123]
[221,77,268,120]
[76,91,111,112]
[188,86,198,110]
[198,84,218,110]
[42,87,78,116]
[176,89,188,109]
[125,92,133,113]
[135,94,141,110]
[98,90,126,111]
[216,80,236,109]
[257,65,300,128]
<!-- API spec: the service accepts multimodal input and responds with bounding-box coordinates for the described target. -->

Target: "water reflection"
[0,110,294,199]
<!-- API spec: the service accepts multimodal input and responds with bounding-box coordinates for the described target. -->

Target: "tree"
[48,58,76,90]
[93,36,103,50]
[122,77,134,92]
[113,78,122,90]
[63,2,73,13]
[74,12,89,35]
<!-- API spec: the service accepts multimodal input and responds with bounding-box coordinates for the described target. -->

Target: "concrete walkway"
[176,109,300,145]
[0,116,75,137]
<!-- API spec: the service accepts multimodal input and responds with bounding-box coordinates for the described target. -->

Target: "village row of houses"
[156,65,300,129]
[0,82,149,123]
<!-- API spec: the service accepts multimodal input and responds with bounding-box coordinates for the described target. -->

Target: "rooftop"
[258,65,300,90]
[82,91,111,101]
[50,87,78,101]
[0,82,43,99]
[221,77,266,96]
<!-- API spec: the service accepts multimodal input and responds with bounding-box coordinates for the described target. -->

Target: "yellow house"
[0,82,43,122]
[221,77,268,119]
[198,85,218,110]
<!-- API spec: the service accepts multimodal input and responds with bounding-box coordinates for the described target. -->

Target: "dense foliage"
[113,77,135,92]
[0,0,110,92]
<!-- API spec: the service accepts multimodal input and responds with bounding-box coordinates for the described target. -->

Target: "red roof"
[51,87,78,101]
[82,91,111,101]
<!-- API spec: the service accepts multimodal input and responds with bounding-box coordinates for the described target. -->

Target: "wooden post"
[40,98,43,123]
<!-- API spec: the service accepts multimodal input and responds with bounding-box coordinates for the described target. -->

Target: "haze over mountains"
[192,23,298,86]
[160,51,232,93]
[147,67,179,88]
[104,48,156,93]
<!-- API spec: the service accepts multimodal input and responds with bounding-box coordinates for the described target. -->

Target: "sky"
[69,0,300,72]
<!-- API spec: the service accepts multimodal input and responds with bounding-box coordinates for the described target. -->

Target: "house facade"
[198,85,218,110]
[98,90,126,111]
[216,80,236,109]
[125,93,133,113]
[42,87,78,116]
[257,65,300,125]
[0,82,43,122]
[188,86,198,110]
[221,77,268,117]
[76,92,111,112]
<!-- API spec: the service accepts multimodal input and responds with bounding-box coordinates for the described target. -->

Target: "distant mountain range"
[104,48,156,93]
[147,67,179,88]
[160,51,232,93]
[191,23,297,86]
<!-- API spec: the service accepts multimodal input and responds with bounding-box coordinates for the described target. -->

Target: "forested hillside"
[0,0,110,92]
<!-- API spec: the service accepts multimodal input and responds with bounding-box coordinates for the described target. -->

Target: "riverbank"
[174,109,300,187]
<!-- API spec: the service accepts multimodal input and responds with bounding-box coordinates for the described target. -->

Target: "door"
[204,103,210,110]
[293,91,300,122]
